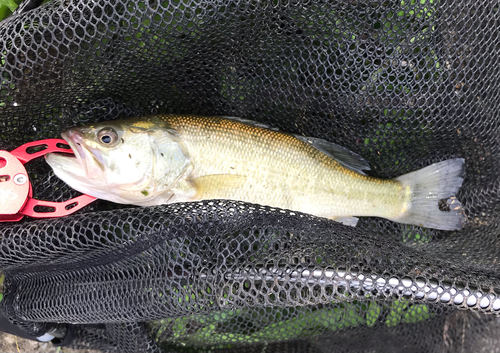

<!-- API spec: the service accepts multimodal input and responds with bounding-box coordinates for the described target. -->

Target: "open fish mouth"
[45,132,110,198]
[45,149,109,198]
[60,129,105,179]
[45,152,86,178]
[45,128,106,188]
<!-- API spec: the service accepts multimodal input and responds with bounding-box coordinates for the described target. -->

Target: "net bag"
[0,0,499,352]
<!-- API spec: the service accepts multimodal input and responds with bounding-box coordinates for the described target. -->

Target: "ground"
[0,332,100,353]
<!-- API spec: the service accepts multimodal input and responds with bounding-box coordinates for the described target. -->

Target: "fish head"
[46,118,191,204]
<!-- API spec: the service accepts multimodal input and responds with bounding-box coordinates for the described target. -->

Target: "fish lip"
[61,129,105,178]
[61,129,86,166]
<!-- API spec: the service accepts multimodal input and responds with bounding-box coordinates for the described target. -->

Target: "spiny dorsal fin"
[294,135,371,175]
[221,116,279,131]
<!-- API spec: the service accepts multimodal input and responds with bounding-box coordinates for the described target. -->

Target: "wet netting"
[0,0,499,352]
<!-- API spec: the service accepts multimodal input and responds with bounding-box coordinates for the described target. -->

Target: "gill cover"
[46,118,192,204]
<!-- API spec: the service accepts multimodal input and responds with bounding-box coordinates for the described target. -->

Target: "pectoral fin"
[192,174,247,199]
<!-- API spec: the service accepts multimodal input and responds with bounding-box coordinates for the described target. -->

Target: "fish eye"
[98,128,119,146]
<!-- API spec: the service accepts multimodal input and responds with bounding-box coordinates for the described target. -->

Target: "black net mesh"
[0,0,499,352]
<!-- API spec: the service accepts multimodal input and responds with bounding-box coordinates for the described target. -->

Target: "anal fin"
[330,216,359,227]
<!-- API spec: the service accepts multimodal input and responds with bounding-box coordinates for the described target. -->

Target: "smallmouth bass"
[46,115,465,230]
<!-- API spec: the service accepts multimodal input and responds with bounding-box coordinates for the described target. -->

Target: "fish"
[45,115,465,230]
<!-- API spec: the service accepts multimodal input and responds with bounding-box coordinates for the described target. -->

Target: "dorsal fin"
[221,116,370,175]
[221,116,279,131]
[294,135,371,175]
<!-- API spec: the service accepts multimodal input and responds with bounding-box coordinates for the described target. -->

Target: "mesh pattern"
[0,0,500,352]
[64,324,123,353]
[2,202,500,352]
[104,323,162,353]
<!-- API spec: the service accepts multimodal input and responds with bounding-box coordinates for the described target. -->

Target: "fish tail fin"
[391,158,465,230]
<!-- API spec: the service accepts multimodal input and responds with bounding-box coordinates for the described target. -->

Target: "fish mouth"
[45,129,109,197]
[60,129,105,179]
